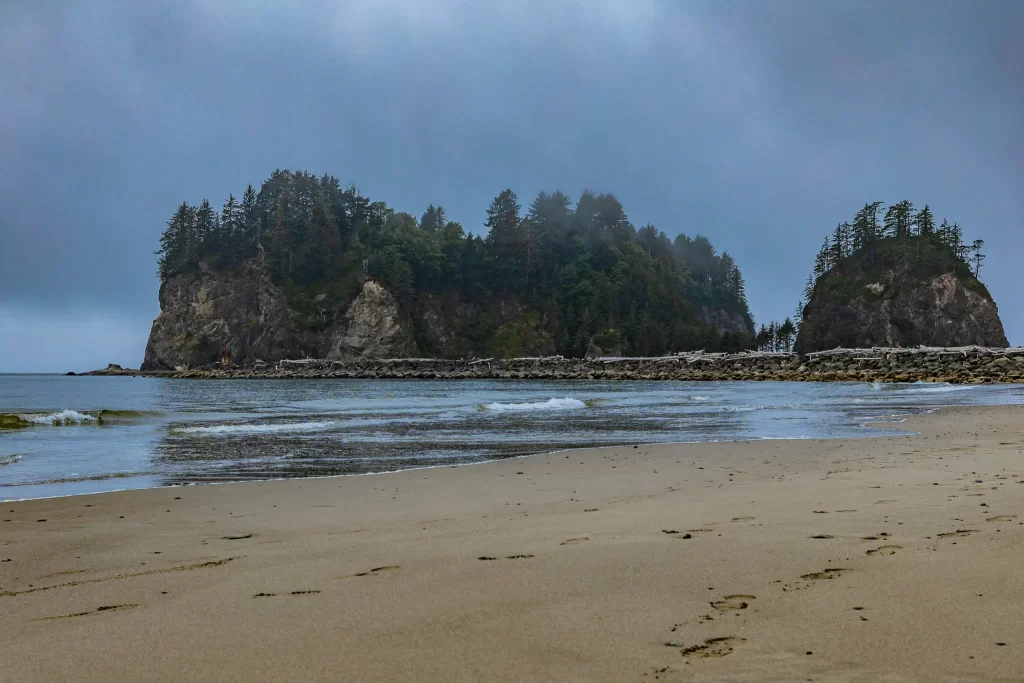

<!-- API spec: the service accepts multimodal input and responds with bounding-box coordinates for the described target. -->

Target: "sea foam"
[18,410,97,426]
[482,397,586,412]
[174,420,341,436]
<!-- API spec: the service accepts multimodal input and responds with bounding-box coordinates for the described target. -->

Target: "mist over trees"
[155,170,755,357]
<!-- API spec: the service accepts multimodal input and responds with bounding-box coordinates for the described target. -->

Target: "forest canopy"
[156,170,755,357]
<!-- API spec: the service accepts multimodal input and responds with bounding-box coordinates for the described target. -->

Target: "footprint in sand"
[731,517,756,522]
[937,529,978,539]
[560,537,589,545]
[987,515,1017,522]
[688,528,714,533]
[35,604,138,621]
[800,568,852,580]
[810,534,835,540]
[866,545,902,556]
[665,636,745,659]
[346,565,400,577]
[710,595,756,612]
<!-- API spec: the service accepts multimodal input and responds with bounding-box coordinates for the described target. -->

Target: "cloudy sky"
[1,0,1021,372]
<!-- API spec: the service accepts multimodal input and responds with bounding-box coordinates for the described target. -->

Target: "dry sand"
[3,405,1024,682]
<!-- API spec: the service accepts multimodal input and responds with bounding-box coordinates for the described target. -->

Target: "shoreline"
[6,404,1024,681]
[2,405,925,504]
[86,346,1024,383]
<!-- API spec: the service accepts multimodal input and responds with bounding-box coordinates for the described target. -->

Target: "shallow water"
[1,375,1022,500]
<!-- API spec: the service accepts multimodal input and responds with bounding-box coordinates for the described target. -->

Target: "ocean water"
[1,375,1022,501]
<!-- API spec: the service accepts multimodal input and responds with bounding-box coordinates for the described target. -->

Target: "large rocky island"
[139,185,1013,381]
[141,170,754,370]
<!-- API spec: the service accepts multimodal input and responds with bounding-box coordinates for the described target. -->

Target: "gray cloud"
[2,0,1022,371]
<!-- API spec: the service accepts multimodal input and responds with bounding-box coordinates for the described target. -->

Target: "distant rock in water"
[797,235,1007,353]
[82,364,139,376]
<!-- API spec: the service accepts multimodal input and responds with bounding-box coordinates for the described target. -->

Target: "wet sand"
[3,405,1024,682]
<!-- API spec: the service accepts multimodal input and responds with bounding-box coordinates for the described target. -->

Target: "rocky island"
[135,183,1013,382]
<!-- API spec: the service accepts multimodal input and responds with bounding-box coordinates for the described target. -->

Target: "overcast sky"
[2,0,1022,372]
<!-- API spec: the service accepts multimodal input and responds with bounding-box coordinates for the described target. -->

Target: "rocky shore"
[115,346,1024,383]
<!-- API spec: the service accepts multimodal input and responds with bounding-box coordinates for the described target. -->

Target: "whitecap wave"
[174,420,341,436]
[906,383,975,394]
[0,454,23,466]
[690,395,711,401]
[19,410,97,426]
[482,397,586,412]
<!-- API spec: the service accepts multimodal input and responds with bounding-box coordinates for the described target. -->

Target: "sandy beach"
[3,405,1024,682]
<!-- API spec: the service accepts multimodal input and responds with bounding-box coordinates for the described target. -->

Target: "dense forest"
[756,200,988,352]
[155,170,755,357]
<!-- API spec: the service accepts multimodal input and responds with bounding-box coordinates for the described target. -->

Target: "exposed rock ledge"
[143,346,1024,383]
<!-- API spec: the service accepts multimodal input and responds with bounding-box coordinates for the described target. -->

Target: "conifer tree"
[240,184,260,254]
[485,189,523,289]
[970,239,985,278]
[420,205,447,233]
[915,205,935,237]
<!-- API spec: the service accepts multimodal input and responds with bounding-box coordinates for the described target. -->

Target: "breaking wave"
[481,397,587,412]
[173,420,342,436]
[0,454,23,466]
[17,410,98,426]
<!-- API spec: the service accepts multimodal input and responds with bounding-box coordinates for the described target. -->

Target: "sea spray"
[481,397,587,412]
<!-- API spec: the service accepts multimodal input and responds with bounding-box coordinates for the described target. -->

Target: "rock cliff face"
[699,307,754,338]
[142,261,754,369]
[798,269,1007,353]
[326,281,415,359]
[141,264,417,370]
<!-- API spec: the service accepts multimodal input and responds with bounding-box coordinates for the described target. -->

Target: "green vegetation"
[156,170,754,356]
[758,200,989,352]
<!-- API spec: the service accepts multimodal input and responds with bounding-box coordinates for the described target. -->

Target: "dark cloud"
[2,0,1022,371]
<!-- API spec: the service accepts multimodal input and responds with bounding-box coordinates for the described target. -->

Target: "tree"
[777,318,796,352]
[915,205,935,237]
[485,189,523,289]
[156,202,195,279]
[420,205,446,233]
[970,239,986,278]
[219,193,243,266]
[195,199,218,256]
[297,196,342,283]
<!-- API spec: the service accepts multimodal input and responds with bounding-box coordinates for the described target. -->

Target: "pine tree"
[267,194,295,278]
[156,201,195,279]
[485,189,523,289]
[915,204,935,237]
[813,237,831,278]
[195,199,218,257]
[778,318,796,352]
[937,218,952,247]
[970,239,985,277]
[420,205,447,233]
[240,184,260,256]
[830,224,845,266]
[298,196,342,283]
[219,193,243,265]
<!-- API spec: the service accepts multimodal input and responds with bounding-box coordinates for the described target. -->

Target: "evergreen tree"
[970,239,985,277]
[195,199,218,256]
[156,201,195,278]
[485,189,523,289]
[267,194,295,278]
[420,204,447,233]
[915,205,935,237]
[778,318,796,352]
